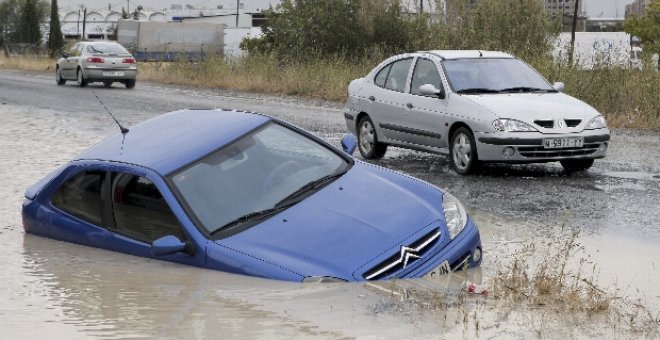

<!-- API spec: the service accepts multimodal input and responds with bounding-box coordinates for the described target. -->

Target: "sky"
[58,0,637,19]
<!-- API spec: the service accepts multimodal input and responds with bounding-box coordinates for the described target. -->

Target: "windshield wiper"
[274,170,347,208]
[210,201,298,235]
[455,88,501,94]
[498,87,555,93]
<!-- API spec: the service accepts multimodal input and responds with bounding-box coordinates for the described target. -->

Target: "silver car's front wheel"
[357,116,386,159]
[450,127,479,175]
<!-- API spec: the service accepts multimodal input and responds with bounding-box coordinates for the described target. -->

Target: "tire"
[56,67,66,85]
[103,81,113,88]
[357,115,387,159]
[450,127,480,175]
[560,159,594,173]
[125,79,136,89]
[76,68,87,87]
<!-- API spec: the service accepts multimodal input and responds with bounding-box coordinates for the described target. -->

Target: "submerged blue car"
[22,109,482,282]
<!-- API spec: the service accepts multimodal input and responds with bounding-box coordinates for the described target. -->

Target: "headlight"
[302,276,347,283]
[493,119,538,132]
[584,116,607,130]
[442,192,468,240]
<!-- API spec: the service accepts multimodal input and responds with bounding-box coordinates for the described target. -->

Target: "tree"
[47,0,63,56]
[624,0,660,68]
[17,0,42,44]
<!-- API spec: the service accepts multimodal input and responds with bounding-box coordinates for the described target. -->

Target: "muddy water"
[1,104,659,339]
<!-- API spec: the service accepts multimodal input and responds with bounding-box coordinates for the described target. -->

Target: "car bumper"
[82,68,137,81]
[475,129,610,162]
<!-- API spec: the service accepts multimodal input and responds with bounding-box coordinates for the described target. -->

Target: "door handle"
[406,103,414,109]
[368,96,375,101]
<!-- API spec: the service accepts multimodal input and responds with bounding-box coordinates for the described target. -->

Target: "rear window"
[87,43,129,55]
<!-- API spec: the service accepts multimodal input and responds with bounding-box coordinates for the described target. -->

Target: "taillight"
[123,58,136,64]
[86,56,104,63]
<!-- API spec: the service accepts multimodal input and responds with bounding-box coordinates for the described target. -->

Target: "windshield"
[169,123,350,237]
[442,58,554,94]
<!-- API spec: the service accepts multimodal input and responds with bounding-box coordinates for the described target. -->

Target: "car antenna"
[91,91,129,134]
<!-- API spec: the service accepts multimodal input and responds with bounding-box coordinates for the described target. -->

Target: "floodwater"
[1,103,659,339]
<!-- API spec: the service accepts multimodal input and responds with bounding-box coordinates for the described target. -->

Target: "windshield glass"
[169,123,350,237]
[87,43,130,55]
[442,58,554,93]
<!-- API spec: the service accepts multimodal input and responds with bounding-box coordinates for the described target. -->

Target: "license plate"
[423,260,451,279]
[103,71,124,76]
[543,137,584,149]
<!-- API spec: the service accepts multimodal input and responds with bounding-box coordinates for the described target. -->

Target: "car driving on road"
[56,41,137,89]
[345,50,610,174]
[22,109,482,282]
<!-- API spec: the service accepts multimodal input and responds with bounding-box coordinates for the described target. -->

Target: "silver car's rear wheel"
[76,68,87,87]
[56,67,66,85]
[450,127,479,175]
[357,116,386,159]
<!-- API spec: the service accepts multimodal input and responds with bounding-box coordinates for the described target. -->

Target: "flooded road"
[1,70,659,338]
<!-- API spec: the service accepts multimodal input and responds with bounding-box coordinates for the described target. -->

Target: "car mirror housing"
[340,133,357,155]
[419,84,445,99]
[151,235,186,256]
[552,82,565,92]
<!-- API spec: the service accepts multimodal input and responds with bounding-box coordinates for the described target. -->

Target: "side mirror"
[60,50,69,58]
[419,84,446,99]
[552,82,565,92]
[151,235,186,256]
[340,133,357,155]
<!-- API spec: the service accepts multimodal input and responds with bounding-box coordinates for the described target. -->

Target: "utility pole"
[568,0,580,64]
[420,0,423,14]
[236,0,240,27]
[82,7,86,40]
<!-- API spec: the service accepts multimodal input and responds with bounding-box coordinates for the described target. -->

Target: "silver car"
[56,41,137,89]
[345,50,610,174]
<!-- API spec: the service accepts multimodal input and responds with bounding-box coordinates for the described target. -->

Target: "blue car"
[22,109,482,282]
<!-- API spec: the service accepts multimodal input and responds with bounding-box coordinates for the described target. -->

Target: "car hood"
[216,161,445,281]
[463,92,601,121]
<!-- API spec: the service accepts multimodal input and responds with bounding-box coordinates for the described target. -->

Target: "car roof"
[76,109,270,175]
[419,50,514,60]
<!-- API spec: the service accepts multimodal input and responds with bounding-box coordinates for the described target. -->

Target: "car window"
[52,170,105,225]
[86,43,130,55]
[68,44,80,57]
[374,63,392,87]
[111,173,185,243]
[384,58,413,92]
[410,58,443,96]
[442,58,554,92]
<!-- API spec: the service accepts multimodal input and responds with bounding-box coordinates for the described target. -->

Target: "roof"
[77,109,270,175]
[422,50,515,60]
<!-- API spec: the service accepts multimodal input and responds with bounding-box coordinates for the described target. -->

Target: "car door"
[403,57,450,149]
[105,168,206,268]
[60,44,81,79]
[367,58,415,144]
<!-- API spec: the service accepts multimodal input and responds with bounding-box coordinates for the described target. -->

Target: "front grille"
[534,120,554,128]
[518,143,600,158]
[564,119,582,127]
[534,119,582,129]
[363,228,441,280]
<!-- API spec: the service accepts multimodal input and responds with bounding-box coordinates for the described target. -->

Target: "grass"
[2,53,659,130]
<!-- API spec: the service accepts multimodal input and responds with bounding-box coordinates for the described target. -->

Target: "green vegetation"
[624,0,660,69]
[47,0,63,57]
[0,0,49,48]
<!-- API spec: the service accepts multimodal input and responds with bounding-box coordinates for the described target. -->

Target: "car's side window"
[374,64,392,87]
[383,58,413,93]
[111,172,186,243]
[68,44,79,57]
[410,58,444,96]
[51,170,106,226]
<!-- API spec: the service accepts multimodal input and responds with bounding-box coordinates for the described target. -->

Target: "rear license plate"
[543,137,584,149]
[423,260,451,279]
[102,71,124,76]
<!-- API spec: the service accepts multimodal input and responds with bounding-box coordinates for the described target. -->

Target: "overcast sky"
[58,0,637,19]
